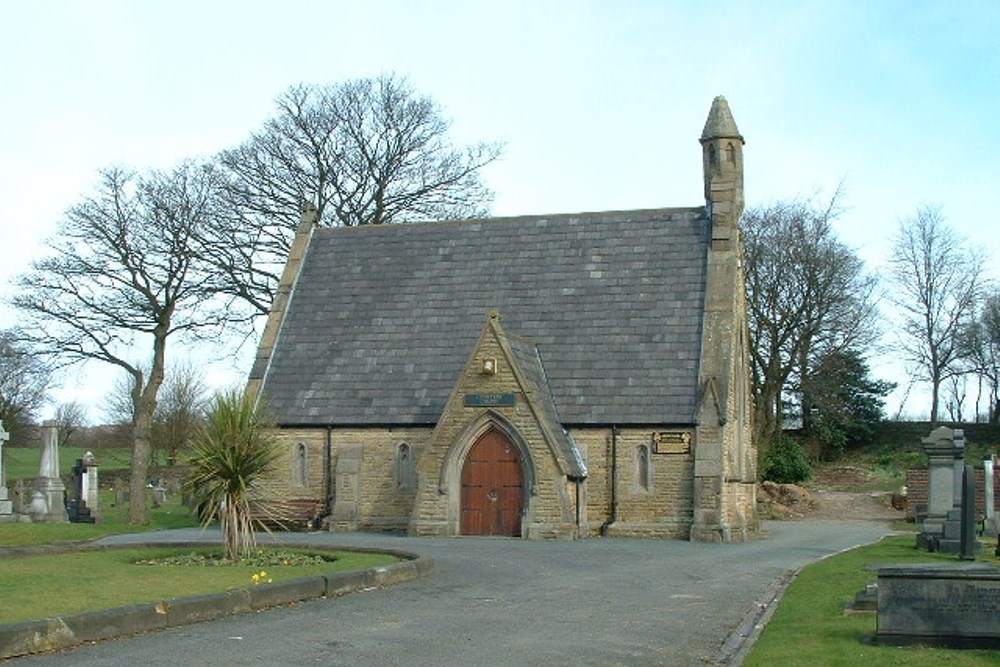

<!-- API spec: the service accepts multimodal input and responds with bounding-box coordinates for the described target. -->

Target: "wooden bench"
[250,498,324,532]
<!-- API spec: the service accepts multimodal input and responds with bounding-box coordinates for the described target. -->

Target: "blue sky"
[1,1,998,421]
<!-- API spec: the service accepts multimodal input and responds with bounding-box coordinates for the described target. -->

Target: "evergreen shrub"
[762,434,813,484]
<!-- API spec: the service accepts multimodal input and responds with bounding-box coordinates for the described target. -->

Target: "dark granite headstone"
[961,465,977,560]
[877,563,1000,648]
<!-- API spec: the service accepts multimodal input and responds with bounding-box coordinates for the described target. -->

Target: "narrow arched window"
[295,443,308,487]
[637,445,651,491]
[397,443,413,490]
[726,141,736,164]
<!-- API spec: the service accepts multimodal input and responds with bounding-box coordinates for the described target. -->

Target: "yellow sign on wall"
[652,431,692,454]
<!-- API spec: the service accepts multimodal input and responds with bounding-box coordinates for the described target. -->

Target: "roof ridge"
[314,206,708,234]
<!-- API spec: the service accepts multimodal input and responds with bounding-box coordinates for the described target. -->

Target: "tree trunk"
[930,374,941,428]
[128,406,154,525]
[127,329,169,525]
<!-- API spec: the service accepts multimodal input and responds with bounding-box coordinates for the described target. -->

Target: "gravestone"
[67,458,96,523]
[12,479,26,515]
[81,451,99,520]
[917,426,965,553]
[113,477,128,506]
[960,465,979,560]
[33,421,68,523]
[0,419,13,520]
[152,484,167,508]
[876,563,1000,648]
[985,458,998,537]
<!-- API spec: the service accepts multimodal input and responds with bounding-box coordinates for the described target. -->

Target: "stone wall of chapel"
[264,422,711,539]
[571,427,695,538]
[259,428,327,501]
[261,427,433,531]
[332,427,433,530]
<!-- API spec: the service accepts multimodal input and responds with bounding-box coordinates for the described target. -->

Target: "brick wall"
[904,466,998,522]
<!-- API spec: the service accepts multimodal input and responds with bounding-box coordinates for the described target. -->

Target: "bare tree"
[103,371,138,428]
[206,74,504,322]
[888,206,986,426]
[54,401,88,448]
[956,291,1000,423]
[13,163,233,524]
[152,362,208,465]
[743,193,880,446]
[0,329,51,444]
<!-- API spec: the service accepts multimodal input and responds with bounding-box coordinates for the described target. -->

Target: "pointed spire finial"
[700,96,744,144]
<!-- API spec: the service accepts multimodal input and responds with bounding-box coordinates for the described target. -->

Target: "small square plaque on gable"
[653,431,692,454]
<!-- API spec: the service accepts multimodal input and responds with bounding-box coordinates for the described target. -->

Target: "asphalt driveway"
[12,520,894,666]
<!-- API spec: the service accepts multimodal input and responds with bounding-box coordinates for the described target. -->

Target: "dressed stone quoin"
[248,97,758,541]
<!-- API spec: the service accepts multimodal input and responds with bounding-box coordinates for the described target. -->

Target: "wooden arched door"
[460,429,524,536]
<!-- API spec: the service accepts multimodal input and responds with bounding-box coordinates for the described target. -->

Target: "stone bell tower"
[700,96,744,251]
[691,96,757,542]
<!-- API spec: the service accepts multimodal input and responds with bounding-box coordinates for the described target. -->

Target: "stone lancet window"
[295,443,308,487]
[396,442,413,490]
[637,444,651,491]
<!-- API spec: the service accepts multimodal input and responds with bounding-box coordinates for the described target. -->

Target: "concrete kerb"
[714,534,899,666]
[0,541,433,660]
[714,568,797,666]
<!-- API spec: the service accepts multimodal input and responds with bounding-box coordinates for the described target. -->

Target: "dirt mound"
[757,480,904,522]
[758,481,819,519]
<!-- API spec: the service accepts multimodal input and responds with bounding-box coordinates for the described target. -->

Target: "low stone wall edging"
[0,542,433,659]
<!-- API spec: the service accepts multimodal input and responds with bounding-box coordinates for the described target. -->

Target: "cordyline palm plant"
[185,389,280,561]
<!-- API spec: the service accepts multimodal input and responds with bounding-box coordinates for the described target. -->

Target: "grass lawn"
[743,534,1000,667]
[0,546,400,624]
[0,489,200,546]
[4,446,133,482]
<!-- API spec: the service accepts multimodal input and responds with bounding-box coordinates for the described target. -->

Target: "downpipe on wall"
[600,425,619,536]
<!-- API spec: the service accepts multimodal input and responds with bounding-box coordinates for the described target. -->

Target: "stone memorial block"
[877,563,1000,648]
[35,421,68,523]
[985,458,998,537]
[917,426,965,552]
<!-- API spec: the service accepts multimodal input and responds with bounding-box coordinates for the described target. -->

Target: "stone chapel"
[247,96,758,541]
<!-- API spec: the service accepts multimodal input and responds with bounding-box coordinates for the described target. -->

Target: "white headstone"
[985,458,997,537]
[0,418,10,493]
[0,419,11,515]
[81,451,99,519]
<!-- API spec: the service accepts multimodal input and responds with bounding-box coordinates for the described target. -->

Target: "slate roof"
[504,332,587,478]
[259,207,710,426]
